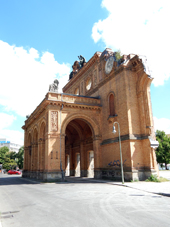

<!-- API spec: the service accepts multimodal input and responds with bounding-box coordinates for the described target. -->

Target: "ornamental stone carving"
[51,111,58,131]
[49,79,59,93]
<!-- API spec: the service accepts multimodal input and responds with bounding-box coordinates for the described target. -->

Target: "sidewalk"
[19,175,170,197]
[65,176,170,197]
[113,181,170,197]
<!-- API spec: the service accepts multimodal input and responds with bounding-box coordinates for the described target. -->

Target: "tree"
[2,150,17,170]
[0,147,18,170]
[16,146,24,169]
[2,156,17,170]
[9,151,17,160]
[156,130,170,170]
[0,146,9,164]
[115,49,122,61]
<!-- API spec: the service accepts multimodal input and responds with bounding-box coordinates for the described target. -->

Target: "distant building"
[0,138,22,153]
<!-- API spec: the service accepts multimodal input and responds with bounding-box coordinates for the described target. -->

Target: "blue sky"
[0,0,170,145]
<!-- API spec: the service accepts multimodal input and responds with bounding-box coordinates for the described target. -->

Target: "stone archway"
[64,118,95,178]
[61,113,101,179]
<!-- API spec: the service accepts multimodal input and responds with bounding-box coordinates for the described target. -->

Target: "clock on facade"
[105,56,114,74]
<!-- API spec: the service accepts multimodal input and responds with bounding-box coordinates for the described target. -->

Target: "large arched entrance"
[65,119,94,178]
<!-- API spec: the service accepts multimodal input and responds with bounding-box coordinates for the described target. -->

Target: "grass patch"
[145,174,160,182]
[159,177,169,182]
[130,179,139,182]
[145,174,169,182]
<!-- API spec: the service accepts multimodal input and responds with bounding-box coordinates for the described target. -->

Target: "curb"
[118,183,170,198]
[20,176,170,198]
[74,178,170,198]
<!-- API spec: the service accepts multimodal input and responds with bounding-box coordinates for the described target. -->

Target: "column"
[93,135,102,179]
[80,140,85,177]
[70,145,74,176]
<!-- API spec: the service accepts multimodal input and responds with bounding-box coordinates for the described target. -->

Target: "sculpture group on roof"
[69,55,86,80]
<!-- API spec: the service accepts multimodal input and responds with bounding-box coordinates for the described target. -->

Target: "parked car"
[8,170,21,175]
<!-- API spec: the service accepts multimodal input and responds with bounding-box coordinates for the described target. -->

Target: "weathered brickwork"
[22,48,158,181]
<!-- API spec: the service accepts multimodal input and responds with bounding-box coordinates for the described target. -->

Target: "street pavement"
[65,170,170,197]
[0,172,170,227]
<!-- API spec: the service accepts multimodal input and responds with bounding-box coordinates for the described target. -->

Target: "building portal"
[22,48,159,181]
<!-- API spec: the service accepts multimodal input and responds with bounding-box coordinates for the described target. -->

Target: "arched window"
[109,94,115,116]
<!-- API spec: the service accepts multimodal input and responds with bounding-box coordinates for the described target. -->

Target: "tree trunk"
[165,163,168,170]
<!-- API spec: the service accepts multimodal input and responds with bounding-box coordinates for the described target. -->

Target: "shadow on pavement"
[0,174,120,185]
[0,175,41,185]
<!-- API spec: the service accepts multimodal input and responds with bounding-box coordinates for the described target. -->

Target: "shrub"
[145,174,159,182]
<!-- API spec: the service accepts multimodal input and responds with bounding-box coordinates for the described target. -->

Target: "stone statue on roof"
[49,79,59,92]
[69,55,86,80]
[78,55,86,68]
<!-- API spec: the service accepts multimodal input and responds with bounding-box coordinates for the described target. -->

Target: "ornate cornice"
[22,93,101,130]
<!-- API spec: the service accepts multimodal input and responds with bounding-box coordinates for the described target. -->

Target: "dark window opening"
[109,94,115,116]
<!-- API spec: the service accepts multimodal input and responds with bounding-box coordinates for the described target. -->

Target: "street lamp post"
[112,122,124,184]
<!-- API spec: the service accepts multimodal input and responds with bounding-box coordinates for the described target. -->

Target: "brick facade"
[22,48,158,181]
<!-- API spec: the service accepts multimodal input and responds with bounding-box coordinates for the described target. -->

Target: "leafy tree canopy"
[0,146,9,164]
[0,146,21,169]
[115,49,122,61]
[16,146,24,169]
[2,157,17,170]
[156,130,170,169]
[8,151,17,160]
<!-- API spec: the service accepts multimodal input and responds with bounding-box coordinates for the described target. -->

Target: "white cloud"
[154,117,170,134]
[0,40,71,117]
[0,113,23,145]
[0,129,24,146]
[92,0,170,87]
[0,113,16,129]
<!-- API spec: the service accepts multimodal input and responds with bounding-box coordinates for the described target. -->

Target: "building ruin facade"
[22,48,159,181]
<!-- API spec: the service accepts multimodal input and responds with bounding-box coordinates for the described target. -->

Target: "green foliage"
[156,130,170,169]
[3,156,17,170]
[0,146,9,164]
[145,174,159,182]
[145,174,169,182]
[130,179,139,182]
[1,150,17,170]
[16,146,24,169]
[115,49,122,61]
[0,146,20,169]
[159,177,169,182]
[9,151,17,160]
[0,146,24,169]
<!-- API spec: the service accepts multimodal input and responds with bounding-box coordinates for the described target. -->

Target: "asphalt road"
[0,174,170,227]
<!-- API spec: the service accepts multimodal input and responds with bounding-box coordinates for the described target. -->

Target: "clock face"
[105,56,114,74]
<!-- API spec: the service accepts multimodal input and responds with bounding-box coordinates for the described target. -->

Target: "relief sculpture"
[51,111,58,131]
